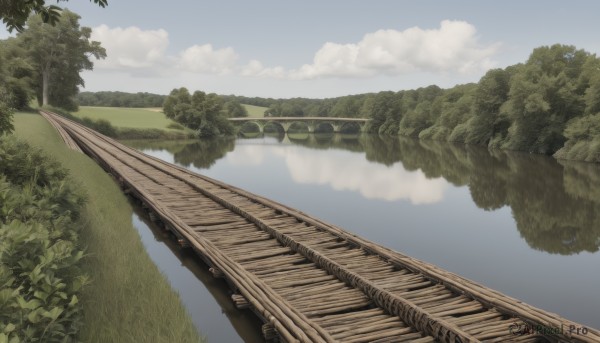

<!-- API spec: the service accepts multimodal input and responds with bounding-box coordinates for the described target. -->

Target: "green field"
[74,106,180,130]
[13,112,203,342]
[242,104,267,118]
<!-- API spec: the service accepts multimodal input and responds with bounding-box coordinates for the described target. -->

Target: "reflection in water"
[274,147,448,204]
[125,137,235,169]
[389,138,600,255]
[131,204,265,343]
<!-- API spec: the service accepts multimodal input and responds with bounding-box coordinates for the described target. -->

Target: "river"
[123,133,600,341]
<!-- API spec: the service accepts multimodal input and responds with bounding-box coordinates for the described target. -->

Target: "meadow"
[242,104,267,118]
[73,106,179,130]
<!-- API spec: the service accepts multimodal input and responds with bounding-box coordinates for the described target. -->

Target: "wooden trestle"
[42,111,600,343]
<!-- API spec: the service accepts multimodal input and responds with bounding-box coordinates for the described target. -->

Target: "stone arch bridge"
[229,117,370,133]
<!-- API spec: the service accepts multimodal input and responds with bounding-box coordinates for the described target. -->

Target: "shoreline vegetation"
[9,112,203,342]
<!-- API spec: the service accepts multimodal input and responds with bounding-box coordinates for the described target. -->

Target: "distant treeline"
[228,44,600,162]
[78,91,167,107]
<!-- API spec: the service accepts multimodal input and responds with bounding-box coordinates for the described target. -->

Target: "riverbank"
[13,112,204,342]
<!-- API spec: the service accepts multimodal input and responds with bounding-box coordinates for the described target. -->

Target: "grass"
[74,106,180,130]
[13,112,204,343]
[241,104,267,118]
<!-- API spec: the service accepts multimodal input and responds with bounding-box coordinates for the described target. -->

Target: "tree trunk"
[42,69,49,106]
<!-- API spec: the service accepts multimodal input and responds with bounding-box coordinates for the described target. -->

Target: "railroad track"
[42,110,599,343]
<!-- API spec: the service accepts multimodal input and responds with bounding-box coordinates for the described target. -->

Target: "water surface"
[125,133,600,334]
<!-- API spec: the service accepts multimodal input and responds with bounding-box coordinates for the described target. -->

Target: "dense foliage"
[163,87,234,137]
[0,137,87,342]
[77,91,166,108]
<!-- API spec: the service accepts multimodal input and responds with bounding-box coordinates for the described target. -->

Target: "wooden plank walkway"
[42,110,600,343]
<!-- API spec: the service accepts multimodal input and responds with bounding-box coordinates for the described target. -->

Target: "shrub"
[0,136,87,342]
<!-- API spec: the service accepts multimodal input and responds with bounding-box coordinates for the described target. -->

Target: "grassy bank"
[13,112,203,342]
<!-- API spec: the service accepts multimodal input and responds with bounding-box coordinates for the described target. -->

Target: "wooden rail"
[42,110,600,343]
[39,110,82,152]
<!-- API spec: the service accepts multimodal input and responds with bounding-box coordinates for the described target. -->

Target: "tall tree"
[224,99,248,117]
[163,87,234,137]
[17,10,106,110]
[466,68,511,145]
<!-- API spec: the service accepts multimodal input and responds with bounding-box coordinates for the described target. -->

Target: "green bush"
[554,113,600,162]
[166,122,185,130]
[0,136,86,342]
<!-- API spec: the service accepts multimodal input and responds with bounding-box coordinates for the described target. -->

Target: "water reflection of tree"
[386,137,600,255]
[285,133,366,153]
[122,139,196,156]
[173,138,235,169]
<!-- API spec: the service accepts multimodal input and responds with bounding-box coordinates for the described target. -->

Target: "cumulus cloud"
[241,60,286,79]
[91,25,169,70]
[91,25,239,76]
[281,20,498,80]
[90,20,498,80]
[178,44,238,74]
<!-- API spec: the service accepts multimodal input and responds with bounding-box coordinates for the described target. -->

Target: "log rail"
[41,110,600,343]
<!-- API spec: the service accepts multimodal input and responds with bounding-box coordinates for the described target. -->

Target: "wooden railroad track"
[42,110,599,343]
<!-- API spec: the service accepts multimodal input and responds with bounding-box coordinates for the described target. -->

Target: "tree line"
[78,91,166,107]
[223,44,600,162]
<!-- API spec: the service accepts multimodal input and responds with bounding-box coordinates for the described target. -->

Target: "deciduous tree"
[16,10,106,110]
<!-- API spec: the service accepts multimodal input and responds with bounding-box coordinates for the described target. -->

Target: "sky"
[2,0,600,98]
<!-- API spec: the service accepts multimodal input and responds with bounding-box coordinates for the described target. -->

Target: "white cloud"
[241,60,286,79]
[91,25,169,70]
[178,44,238,74]
[282,20,498,80]
[90,25,239,76]
[88,20,498,81]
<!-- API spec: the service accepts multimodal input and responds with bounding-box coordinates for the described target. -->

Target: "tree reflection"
[384,137,600,255]
[126,134,600,255]
[291,134,600,255]
[173,137,235,169]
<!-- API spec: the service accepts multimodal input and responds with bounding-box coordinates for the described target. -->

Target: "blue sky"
[3,0,600,98]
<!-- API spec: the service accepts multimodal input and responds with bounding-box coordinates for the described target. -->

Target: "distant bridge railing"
[229,117,370,133]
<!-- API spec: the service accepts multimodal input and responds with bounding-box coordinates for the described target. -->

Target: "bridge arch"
[314,122,334,133]
[264,121,286,134]
[339,122,362,134]
[288,121,312,134]
[239,121,262,133]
